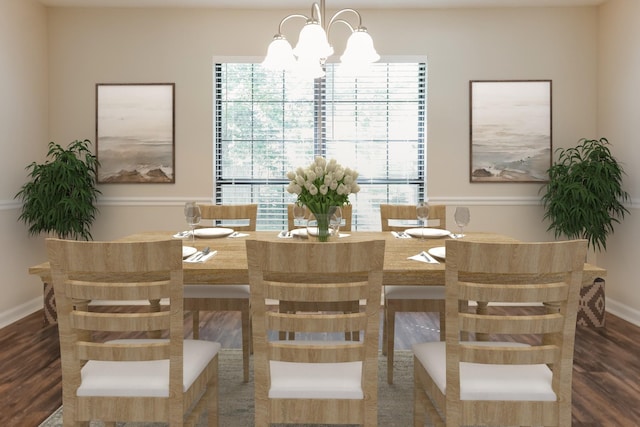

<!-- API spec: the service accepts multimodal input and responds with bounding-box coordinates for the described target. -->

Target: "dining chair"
[282,203,356,340]
[413,239,587,427]
[286,203,352,232]
[246,238,385,427]
[184,203,257,382]
[46,238,220,426]
[379,203,447,384]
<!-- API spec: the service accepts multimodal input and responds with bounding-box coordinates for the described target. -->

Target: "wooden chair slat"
[460,313,566,335]
[66,280,170,301]
[267,311,367,334]
[459,344,560,365]
[77,341,171,362]
[70,311,170,332]
[459,281,569,303]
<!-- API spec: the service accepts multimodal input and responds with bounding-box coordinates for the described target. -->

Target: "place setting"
[405,204,469,264]
[174,202,251,242]
[407,247,445,264]
[182,245,217,263]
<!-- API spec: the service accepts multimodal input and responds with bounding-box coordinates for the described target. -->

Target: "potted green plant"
[15,139,101,241]
[541,137,630,328]
[540,137,629,252]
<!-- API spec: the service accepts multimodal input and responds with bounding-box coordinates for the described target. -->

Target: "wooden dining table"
[30,230,606,325]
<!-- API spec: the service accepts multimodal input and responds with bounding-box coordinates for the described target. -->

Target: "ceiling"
[38,0,606,9]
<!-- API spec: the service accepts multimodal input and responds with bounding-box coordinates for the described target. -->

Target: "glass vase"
[307,206,338,242]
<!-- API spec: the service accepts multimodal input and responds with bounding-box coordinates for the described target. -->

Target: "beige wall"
[45,6,599,238]
[2,2,638,327]
[596,0,640,323]
[0,0,49,324]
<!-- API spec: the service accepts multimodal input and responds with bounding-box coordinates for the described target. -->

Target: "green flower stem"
[314,212,331,242]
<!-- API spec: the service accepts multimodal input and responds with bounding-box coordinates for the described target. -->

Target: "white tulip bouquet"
[286,156,360,215]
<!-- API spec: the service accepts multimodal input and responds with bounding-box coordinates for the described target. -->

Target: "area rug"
[39,349,415,427]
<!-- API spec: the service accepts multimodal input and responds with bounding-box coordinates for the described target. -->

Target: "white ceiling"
[38,0,607,9]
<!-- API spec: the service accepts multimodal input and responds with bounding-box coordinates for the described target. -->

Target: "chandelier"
[262,0,380,79]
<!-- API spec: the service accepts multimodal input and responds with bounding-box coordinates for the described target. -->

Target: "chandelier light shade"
[262,0,379,78]
[262,36,297,71]
[293,21,334,60]
[341,29,379,63]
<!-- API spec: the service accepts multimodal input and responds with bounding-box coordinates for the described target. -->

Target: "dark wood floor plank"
[1,308,639,426]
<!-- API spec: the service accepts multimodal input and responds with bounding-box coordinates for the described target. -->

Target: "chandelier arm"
[277,13,310,35]
[311,2,322,26]
[326,8,362,40]
[327,18,355,40]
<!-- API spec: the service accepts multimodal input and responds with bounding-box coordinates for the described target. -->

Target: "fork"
[192,246,210,261]
[420,251,437,263]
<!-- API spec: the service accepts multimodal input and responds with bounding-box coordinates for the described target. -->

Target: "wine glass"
[416,201,429,239]
[330,206,342,237]
[453,206,470,238]
[293,203,307,228]
[184,202,202,243]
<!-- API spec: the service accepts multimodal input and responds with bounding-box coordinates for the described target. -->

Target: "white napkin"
[184,250,217,263]
[392,231,412,239]
[173,230,191,239]
[228,232,249,238]
[338,233,350,238]
[408,251,439,264]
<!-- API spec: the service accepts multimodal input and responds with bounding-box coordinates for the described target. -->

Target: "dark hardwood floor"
[1,307,639,426]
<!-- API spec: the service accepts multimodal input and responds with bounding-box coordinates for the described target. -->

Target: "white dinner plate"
[428,246,446,260]
[182,246,197,258]
[193,227,234,238]
[404,228,451,238]
[290,228,308,238]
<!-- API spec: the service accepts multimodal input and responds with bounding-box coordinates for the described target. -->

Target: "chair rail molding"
[0,199,21,210]
[5,196,633,209]
[430,196,542,206]
[96,197,214,207]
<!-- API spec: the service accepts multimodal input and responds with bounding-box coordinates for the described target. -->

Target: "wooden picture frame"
[96,83,175,183]
[469,80,551,183]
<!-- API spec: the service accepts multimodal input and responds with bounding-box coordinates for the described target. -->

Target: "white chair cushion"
[385,285,445,299]
[413,341,556,401]
[78,339,220,397]
[268,341,363,400]
[183,284,250,299]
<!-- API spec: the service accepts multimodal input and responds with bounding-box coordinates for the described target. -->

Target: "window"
[214,61,426,230]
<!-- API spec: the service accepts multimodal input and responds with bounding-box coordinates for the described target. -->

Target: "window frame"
[214,57,427,230]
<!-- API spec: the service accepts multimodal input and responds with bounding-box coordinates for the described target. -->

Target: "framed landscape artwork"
[469,80,551,183]
[96,83,175,183]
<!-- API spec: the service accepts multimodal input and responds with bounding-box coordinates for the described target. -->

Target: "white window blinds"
[214,61,426,230]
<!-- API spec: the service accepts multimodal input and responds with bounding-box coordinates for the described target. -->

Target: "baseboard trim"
[606,298,640,327]
[0,295,42,329]
[2,295,639,330]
